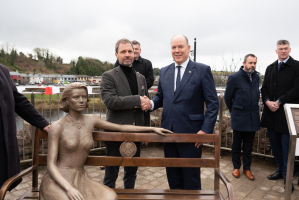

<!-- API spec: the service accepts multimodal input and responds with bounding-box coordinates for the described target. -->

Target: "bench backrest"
[32,129,220,188]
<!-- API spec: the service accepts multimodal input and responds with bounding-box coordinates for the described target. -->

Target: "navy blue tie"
[278,62,283,73]
[175,66,181,93]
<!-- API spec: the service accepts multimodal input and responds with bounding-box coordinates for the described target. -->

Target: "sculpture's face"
[67,88,88,112]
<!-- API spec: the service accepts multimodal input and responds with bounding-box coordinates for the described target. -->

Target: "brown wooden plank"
[37,155,47,165]
[38,155,216,168]
[84,157,215,167]
[117,194,218,200]
[93,132,216,143]
[37,129,48,140]
[35,131,216,143]
[114,189,217,195]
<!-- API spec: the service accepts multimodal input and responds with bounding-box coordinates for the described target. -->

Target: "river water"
[15,110,106,130]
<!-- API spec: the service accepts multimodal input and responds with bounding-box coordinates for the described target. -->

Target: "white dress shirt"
[150,58,190,110]
[174,58,189,91]
[278,56,289,65]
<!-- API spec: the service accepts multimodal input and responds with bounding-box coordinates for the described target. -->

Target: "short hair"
[131,40,140,47]
[244,54,257,63]
[171,35,189,45]
[277,39,290,46]
[60,82,90,113]
[115,38,133,53]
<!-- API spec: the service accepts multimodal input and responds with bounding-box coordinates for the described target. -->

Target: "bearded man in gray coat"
[100,38,150,189]
[0,64,50,191]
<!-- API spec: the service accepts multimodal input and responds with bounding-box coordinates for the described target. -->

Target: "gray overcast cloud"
[1,0,299,74]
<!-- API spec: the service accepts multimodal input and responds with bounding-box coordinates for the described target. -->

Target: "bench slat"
[38,132,216,143]
[93,132,216,143]
[117,194,218,199]
[114,189,217,195]
[37,155,215,167]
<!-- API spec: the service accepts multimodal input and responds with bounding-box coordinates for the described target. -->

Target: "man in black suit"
[261,39,299,191]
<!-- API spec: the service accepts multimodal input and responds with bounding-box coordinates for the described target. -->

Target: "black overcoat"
[224,66,260,132]
[261,56,299,133]
[0,64,49,190]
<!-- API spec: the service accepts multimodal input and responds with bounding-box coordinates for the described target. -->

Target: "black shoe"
[267,172,283,180]
[284,180,294,193]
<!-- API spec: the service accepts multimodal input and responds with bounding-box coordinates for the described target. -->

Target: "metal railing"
[17,87,290,163]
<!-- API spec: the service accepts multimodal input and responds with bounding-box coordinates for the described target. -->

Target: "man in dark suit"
[224,54,260,180]
[100,38,149,189]
[147,35,219,190]
[261,39,299,191]
[0,64,50,191]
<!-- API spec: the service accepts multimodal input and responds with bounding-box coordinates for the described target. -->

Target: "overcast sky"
[1,0,299,74]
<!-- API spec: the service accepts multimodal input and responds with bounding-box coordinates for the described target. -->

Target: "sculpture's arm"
[92,115,172,136]
[46,122,84,200]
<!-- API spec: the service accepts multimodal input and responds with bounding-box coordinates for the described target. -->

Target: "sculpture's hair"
[60,82,90,113]
[277,39,290,46]
[115,38,133,53]
[244,54,257,63]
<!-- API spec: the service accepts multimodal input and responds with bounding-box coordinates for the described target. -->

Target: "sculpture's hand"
[67,187,84,200]
[153,127,173,137]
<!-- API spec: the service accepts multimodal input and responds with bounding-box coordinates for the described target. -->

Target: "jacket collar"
[239,66,259,82]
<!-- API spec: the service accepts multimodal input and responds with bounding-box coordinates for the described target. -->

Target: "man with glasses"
[261,40,299,191]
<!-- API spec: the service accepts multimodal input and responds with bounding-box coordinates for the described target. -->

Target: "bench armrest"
[0,165,38,200]
[215,168,234,200]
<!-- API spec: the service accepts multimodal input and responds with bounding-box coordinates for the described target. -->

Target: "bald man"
[149,35,219,190]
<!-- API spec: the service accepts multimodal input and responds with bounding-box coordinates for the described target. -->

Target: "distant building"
[75,75,90,82]
[9,71,78,84]
[89,76,101,84]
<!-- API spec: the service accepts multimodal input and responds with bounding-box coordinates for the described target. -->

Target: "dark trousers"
[103,143,141,189]
[268,129,295,180]
[164,142,202,190]
[232,130,255,170]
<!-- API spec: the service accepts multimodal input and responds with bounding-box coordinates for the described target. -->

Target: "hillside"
[0,45,113,75]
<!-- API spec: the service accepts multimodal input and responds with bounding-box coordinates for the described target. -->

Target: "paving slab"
[3,146,299,200]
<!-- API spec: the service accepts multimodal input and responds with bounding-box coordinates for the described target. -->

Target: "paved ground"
[4,146,299,200]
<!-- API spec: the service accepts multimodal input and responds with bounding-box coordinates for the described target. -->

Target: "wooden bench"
[0,128,234,200]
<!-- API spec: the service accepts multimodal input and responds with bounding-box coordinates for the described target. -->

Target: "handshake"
[140,96,152,112]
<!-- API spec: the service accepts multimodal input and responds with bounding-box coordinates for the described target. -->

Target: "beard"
[120,58,133,67]
[244,68,255,74]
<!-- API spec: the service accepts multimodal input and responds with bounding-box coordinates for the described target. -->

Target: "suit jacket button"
[134,110,136,112]
[135,106,137,108]
[173,103,175,105]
